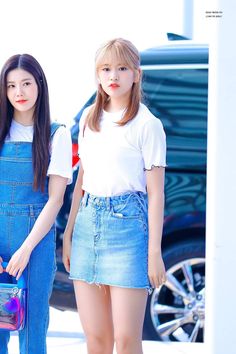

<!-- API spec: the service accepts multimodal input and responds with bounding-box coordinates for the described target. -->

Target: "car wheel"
[143,239,205,342]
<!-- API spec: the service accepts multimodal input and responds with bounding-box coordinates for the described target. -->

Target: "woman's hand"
[6,245,32,280]
[148,251,166,289]
[63,232,72,273]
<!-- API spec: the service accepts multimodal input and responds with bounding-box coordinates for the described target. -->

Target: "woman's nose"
[16,85,23,96]
[110,71,118,81]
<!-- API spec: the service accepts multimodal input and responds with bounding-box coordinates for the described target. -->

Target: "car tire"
[143,238,205,342]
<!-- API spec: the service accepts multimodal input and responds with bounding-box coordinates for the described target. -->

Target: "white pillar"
[183,0,193,38]
[205,1,236,353]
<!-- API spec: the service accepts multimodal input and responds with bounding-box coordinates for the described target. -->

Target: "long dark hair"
[0,54,51,191]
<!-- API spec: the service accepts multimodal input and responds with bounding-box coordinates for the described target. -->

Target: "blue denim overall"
[0,123,60,354]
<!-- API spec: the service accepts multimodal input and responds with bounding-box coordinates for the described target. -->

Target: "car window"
[142,68,208,170]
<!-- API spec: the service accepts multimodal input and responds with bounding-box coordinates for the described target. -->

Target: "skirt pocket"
[111,198,141,219]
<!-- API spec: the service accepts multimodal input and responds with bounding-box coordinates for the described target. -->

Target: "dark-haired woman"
[0,54,72,354]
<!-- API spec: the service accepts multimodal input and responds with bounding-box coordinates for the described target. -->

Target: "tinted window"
[142,68,208,170]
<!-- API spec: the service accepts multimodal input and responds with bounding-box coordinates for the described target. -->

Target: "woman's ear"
[134,68,142,83]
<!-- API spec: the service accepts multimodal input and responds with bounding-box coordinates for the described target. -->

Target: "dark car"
[50,38,208,343]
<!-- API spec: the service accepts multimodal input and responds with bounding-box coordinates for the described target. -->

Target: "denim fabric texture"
[0,124,59,354]
[70,191,151,291]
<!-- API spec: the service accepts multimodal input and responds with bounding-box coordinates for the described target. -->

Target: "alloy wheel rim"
[150,257,205,342]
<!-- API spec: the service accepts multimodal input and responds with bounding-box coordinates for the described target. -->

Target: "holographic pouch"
[0,262,26,331]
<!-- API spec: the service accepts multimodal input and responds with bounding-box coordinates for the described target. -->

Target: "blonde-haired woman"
[63,38,167,354]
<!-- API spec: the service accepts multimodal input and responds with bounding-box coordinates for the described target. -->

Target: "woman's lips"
[109,84,119,88]
[16,100,27,104]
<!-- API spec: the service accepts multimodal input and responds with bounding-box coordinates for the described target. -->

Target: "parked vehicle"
[50,38,208,343]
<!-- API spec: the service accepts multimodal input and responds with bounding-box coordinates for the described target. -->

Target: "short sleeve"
[47,126,73,184]
[141,118,167,170]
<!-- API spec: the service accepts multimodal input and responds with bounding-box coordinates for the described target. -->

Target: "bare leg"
[73,281,114,354]
[110,286,148,354]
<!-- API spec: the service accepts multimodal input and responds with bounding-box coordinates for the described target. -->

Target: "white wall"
[205,0,236,352]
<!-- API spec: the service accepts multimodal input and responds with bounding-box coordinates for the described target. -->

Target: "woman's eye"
[119,67,128,71]
[7,84,15,89]
[102,67,110,72]
[24,81,31,86]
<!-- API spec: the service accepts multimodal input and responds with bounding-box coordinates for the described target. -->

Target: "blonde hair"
[86,38,142,131]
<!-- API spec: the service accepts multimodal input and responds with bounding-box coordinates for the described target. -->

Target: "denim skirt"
[70,191,150,290]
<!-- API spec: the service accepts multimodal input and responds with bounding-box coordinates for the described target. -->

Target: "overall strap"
[50,122,65,138]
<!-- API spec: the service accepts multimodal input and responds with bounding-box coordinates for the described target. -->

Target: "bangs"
[96,41,139,70]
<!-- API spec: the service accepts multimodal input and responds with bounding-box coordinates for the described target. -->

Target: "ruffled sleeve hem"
[144,164,167,171]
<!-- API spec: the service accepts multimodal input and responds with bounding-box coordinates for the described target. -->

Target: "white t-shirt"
[79,103,166,196]
[6,120,72,184]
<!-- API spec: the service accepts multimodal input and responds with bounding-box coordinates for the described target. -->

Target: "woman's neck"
[105,97,129,113]
[13,111,34,126]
